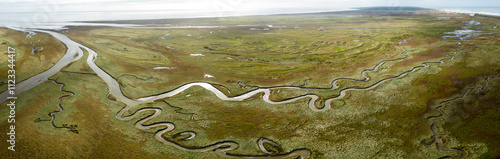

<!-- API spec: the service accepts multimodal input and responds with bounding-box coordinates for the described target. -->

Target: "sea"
[429,6,500,16]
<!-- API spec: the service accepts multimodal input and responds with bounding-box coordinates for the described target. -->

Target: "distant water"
[1,5,499,30]
[0,7,352,29]
[430,6,500,16]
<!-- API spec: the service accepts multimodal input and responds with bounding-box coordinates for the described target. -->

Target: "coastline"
[431,6,500,17]
[2,7,500,31]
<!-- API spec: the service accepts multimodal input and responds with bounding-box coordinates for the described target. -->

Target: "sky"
[1,0,500,27]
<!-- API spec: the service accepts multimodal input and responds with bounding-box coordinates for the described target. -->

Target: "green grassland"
[1,10,500,158]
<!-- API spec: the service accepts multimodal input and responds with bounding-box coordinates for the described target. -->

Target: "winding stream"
[46,79,78,134]
[424,74,499,159]
[238,49,409,90]
[329,49,408,89]
[130,51,455,112]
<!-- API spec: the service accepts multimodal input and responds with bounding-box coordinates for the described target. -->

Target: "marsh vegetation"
[1,9,500,158]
